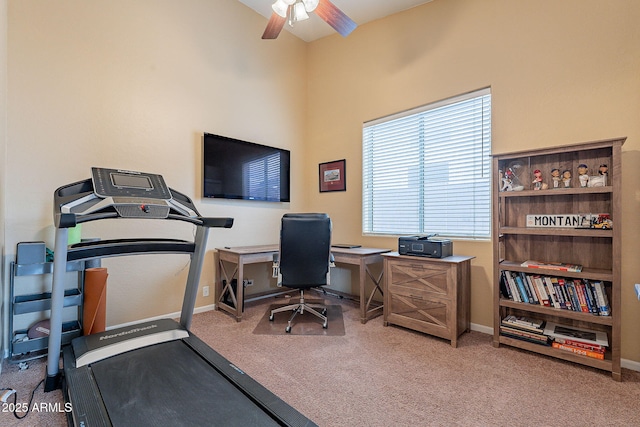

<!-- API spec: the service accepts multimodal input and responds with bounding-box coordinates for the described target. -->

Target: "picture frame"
[319,159,346,193]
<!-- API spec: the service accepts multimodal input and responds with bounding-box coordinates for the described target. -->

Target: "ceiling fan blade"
[315,0,357,37]
[262,12,287,39]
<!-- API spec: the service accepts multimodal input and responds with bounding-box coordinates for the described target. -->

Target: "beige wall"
[3,0,307,346]
[305,0,640,363]
[3,0,640,366]
[1,0,7,359]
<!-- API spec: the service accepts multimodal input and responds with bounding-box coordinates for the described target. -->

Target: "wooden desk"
[215,245,390,323]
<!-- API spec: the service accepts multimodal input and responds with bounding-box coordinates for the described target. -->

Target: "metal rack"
[9,259,85,362]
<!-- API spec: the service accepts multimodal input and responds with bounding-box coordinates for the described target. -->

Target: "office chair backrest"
[279,213,332,288]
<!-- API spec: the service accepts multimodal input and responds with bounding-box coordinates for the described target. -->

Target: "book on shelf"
[500,315,550,346]
[542,276,560,309]
[520,260,582,272]
[522,273,538,304]
[501,328,552,346]
[571,280,589,313]
[500,317,549,345]
[553,337,605,352]
[543,322,609,347]
[514,273,533,303]
[505,271,521,303]
[499,271,611,316]
[531,275,550,307]
[557,278,573,311]
[502,314,544,330]
[590,280,611,316]
[551,342,605,360]
[576,279,598,315]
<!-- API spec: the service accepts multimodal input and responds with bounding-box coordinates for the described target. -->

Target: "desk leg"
[235,260,245,322]
[360,258,384,324]
[216,257,244,322]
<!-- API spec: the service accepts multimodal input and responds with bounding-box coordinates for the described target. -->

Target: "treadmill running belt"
[90,340,281,426]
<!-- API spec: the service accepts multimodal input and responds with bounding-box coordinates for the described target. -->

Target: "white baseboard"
[622,358,640,372]
[107,304,216,330]
[470,322,493,335]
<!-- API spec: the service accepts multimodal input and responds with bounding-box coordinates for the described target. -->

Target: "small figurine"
[551,168,561,188]
[532,169,542,190]
[578,164,589,187]
[562,169,572,188]
[501,168,514,191]
[599,163,608,186]
[532,169,547,190]
[501,168,523,191]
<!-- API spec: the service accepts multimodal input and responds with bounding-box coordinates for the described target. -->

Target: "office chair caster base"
[269,314,274,321]
[285,326,292,333]
[322,322,328,329]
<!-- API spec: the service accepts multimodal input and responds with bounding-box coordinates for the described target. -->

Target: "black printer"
[398,235,453,258]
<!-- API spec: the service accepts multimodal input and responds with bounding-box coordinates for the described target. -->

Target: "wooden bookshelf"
[492,137,624,380]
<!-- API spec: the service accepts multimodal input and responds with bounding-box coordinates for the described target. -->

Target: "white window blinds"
[362,88,492,239]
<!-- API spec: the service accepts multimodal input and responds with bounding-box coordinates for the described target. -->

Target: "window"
[362,88,492,239]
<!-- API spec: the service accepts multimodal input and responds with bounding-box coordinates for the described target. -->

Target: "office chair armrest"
[272,253,280,279]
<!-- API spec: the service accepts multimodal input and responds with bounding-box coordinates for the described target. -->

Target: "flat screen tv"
[203,133,290,202]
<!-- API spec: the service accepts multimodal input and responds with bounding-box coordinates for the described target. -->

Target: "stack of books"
[544,322,608,360]
[499,315,550,346]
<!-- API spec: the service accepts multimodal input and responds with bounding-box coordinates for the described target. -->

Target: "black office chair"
[269,213,333,333]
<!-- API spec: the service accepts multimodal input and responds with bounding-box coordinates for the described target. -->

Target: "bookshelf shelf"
[492,137,624,381]
[499,227,613,238]
[498,186,612,198]
[498,335,613,371]
[498,299,614,326]
[498,261,613,282]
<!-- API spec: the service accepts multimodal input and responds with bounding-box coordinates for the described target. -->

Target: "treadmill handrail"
[66,238,197,262]
[56,211,234,228]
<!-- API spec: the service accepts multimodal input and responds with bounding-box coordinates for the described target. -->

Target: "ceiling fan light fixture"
[292,2,309,22]
[271,0,289,18]
[302,0,319,13]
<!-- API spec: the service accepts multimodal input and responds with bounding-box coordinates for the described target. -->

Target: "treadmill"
[45,167,316,427]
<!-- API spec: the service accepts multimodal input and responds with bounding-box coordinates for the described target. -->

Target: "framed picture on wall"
[319,159,346,192]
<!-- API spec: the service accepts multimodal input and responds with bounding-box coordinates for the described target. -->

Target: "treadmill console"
[60,167,198,219]
[92,167,172,200]
[88,168,172,218]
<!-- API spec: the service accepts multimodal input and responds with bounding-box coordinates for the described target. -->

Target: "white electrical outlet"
[203,285,209,297]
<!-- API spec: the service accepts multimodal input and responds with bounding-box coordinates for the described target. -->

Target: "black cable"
[7,378,44,419]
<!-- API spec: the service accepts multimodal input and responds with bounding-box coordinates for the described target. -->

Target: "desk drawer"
[388,292,450,330]
[387,260,451,298]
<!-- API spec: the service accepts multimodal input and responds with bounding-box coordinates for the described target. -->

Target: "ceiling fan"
[262,0,357,40]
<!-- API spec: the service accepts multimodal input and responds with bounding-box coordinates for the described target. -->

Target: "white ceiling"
[238,0,433,42]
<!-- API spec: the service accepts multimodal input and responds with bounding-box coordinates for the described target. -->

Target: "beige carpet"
[253,299,345,336]
[0,361,67,426]
[2,295,640,427]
